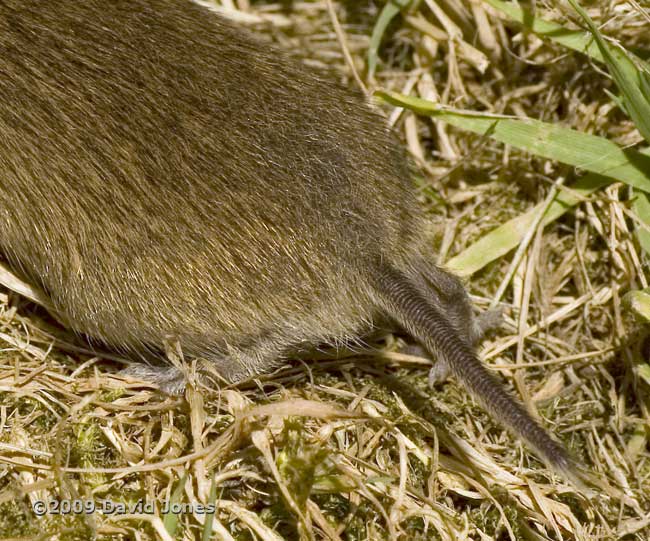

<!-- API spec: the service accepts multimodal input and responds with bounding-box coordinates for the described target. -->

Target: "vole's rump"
[0,0,421,377]
[0,0,580,484]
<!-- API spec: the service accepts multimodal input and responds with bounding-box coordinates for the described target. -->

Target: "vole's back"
[0,0,579,482]
[0,0,421,375]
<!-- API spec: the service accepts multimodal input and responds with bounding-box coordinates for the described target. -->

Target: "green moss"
[0,500,40,537]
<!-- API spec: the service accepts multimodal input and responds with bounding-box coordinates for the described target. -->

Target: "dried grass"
[0,1,649,539]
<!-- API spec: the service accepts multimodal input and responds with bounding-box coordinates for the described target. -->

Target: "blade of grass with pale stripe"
[446,173,610,275]
[641,363,650,386]
[377,91,650,192]
[449,151,650,276]
[376,91,650,274]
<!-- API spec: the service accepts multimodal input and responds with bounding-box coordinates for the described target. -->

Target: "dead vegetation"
[0,0,649,539]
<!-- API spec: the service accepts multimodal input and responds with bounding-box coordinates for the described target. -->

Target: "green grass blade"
[484,0,605,63]
[640,70,650,99]
[368,0,411,80]
[566,0,650,144]
[624,288,650,324]
[446,173,610,275]
[201,474,219,541]
[163,471,189,536]
[377,91,650,192]
[632,189,650,256]
[484,0,650,73]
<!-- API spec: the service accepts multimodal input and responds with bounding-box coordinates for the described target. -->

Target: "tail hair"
[372,263,582,485]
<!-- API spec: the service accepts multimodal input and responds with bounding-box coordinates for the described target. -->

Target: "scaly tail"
[373,263,580,483]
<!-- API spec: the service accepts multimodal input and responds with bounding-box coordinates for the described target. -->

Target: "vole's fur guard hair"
[0,0,576,479]
[0,0,419,376]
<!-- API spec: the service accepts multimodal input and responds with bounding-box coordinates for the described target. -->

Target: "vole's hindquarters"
[407,260,503,385]
[420,263,503,341]
[417,264,473,334]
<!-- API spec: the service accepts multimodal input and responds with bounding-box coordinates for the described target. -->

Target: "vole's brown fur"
[0,0,578,482]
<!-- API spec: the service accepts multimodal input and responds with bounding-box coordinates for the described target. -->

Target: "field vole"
[0,0,577,482]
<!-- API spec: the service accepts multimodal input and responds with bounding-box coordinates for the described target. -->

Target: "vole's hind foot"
[118,340,285,395]
[417,263,480,345]
[119,363,187,395]
[417,262,504,347]
[397,342,450,384]
[471,307,504,344]
[428,359,451,387]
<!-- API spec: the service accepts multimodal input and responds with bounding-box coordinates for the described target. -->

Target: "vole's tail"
[372,263,580,484]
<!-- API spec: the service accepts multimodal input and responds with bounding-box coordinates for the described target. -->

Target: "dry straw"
[0,0,648,539]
